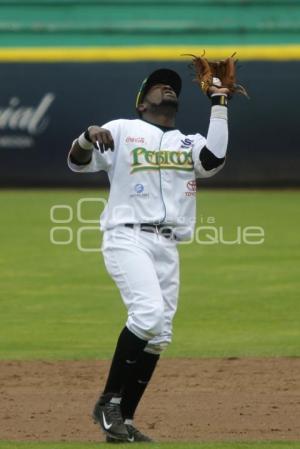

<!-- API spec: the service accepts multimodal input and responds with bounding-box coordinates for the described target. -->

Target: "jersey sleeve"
[191,132,226,179]
[67,120,120,174]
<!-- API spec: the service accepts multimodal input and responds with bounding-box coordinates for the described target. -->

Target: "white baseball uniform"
[68,114,227,353]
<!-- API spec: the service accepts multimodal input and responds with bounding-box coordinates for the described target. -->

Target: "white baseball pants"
[102,225,179,354]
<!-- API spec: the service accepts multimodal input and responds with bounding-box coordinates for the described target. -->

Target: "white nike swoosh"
[126,359,136,364]
[128,436,135,442]
[102,412,112,430]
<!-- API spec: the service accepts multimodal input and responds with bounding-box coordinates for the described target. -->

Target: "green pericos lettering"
[131,147,193,173]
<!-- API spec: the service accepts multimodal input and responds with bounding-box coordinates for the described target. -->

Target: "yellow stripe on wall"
[0,45,300,62]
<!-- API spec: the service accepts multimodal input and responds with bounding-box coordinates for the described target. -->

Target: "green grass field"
[0,189,299,449]
[0,189,299,360]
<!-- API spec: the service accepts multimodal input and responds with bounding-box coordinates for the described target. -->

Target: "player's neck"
[142,111,175,128]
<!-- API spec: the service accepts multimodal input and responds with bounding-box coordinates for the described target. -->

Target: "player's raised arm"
[186,53,248,178]
[198,85,229,173]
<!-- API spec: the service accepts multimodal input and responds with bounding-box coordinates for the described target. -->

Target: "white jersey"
[68,118,224,239]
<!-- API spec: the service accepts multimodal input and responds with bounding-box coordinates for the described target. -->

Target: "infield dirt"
[0,357,299,442]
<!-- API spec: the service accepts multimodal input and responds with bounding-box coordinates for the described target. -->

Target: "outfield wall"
[0,60,299,187]
[1,0,300,187]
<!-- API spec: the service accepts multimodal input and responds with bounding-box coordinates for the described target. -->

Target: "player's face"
[144,83,178,107]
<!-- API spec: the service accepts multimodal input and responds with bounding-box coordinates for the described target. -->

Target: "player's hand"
[207,86,230,96]
[87,126,115,153]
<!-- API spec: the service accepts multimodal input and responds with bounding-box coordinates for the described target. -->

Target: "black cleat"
[93,394,128,441]
[126,424,154,442]
[106,424,154,443]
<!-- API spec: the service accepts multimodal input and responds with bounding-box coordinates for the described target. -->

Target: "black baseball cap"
[135,68,182,108]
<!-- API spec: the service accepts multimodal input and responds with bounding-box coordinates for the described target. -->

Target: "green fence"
[1,0,300,47]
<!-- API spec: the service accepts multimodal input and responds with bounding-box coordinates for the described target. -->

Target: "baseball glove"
[185,52,249,98]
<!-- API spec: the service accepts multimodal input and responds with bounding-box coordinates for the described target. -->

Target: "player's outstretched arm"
[186,52,247,177]
[69,125,114,165]
[199,85,229,170]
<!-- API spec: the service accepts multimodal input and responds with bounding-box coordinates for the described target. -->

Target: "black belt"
[125,223,176,240]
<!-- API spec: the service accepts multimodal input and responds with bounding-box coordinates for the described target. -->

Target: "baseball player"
[68,66,229,443]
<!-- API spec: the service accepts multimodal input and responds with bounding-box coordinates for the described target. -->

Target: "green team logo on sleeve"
[131,147,193,173]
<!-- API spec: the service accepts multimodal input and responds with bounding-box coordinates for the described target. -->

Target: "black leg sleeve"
[103,326,148,395]
[121,350,160,420]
